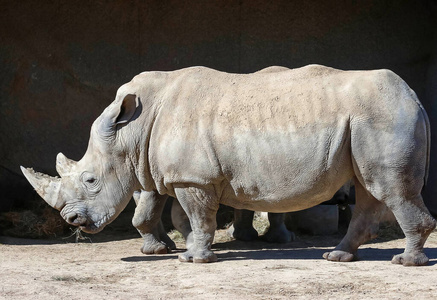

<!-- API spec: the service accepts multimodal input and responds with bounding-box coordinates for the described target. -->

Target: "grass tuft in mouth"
[63,227,92,243]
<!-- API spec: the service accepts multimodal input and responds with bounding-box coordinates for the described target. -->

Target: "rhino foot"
[229,224,259,241]
[141,240,171,255]
[158,233,177,251]
[391,252,429,266]
[323,250,356,262]
[178,249,218,263]
[263,225,295,243]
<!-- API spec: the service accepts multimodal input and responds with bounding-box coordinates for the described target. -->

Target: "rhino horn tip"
[20,165,63,210]
[20,166,34,178]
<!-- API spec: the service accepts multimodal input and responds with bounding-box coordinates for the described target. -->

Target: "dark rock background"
[1,0,436,216]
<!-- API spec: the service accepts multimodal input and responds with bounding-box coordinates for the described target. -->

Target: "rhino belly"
[217,125,353,212]
[220,172,350,213]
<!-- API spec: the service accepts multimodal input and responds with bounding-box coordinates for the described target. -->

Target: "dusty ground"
[1,222,437,300]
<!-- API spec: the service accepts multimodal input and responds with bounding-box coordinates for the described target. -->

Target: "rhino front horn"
[20,166,64,210]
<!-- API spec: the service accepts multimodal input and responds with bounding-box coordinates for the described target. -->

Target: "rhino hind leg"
[263,213,295,243]
[174,185,219,263]
[229,209,259,241]
[230,210,294,243]
[157,219,177,251]
[171,199,194,249]
[323,178,384,262]
[389,194,436,266]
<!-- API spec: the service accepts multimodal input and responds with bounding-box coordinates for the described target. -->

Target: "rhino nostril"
[67,213,78,224]
[66,213,87,226]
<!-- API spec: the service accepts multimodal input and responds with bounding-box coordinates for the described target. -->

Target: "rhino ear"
[97,94,139,137]
[114,94,139,125]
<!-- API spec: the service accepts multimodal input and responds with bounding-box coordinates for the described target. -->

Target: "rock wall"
[1,0,436,214]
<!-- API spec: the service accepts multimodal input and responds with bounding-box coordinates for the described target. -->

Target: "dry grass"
[168,229,186,243]
[63,227,93,243]
[252,212,270,235]
[0,207,69,238]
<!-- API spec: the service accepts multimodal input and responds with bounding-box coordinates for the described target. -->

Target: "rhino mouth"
[62,211,108,234]
[61,204,112,234]
[78,215,111,234]
[79,223,102,234]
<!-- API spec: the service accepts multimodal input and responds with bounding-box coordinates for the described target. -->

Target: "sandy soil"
[1,225,437,300]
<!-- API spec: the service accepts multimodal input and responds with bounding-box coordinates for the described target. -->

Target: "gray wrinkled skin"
[22,65,436,266]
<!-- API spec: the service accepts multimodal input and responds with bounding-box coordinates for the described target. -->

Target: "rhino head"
[21,93,145,233]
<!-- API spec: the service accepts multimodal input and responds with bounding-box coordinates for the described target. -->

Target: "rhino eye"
[83,175,96,185]
[81,172,100,193]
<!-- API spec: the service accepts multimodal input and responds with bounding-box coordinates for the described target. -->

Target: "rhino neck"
[117,71,169,193]
[135,141,156,192]
[122,104,159,193]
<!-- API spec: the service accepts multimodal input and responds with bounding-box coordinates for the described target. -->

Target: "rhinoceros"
[21,65,436,266]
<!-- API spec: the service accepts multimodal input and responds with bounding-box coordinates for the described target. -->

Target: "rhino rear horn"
[20,166,64,210]
[56,152,77,176]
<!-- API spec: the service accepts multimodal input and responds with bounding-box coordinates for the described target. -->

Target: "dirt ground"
[1,220,437,300]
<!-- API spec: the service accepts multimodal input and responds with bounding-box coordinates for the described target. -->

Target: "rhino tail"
[415,98,430,189]
[424,105,430,188]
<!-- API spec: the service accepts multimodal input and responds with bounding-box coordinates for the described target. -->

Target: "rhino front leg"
[132,190,175,254]
[174,185,219,263]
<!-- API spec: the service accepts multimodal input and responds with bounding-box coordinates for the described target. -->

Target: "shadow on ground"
[120,246,437,266]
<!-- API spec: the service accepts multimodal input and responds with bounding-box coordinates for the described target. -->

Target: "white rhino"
[21,65,435,266]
